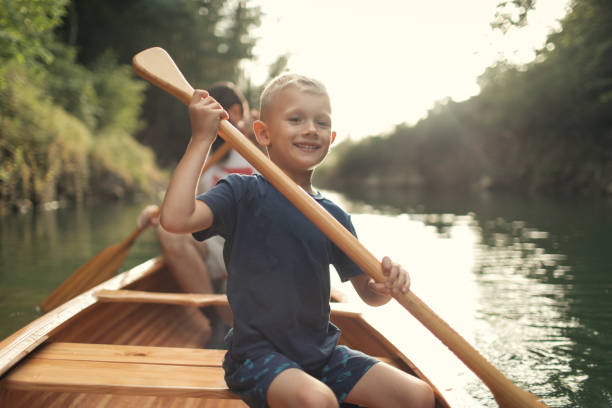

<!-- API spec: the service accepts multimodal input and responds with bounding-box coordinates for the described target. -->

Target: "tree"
[0,0,68,84]
[57,0,262,165]
[1,0,165,211]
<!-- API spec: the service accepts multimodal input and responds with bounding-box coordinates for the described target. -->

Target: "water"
[1,190,611,407]
[0,202,162,338]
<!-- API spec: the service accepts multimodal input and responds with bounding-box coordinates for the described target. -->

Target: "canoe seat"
[94,288,347,305]
[2,342,239,399]
[95,289,229,307]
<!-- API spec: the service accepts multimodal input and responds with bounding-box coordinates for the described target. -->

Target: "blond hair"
[259,73,329,121]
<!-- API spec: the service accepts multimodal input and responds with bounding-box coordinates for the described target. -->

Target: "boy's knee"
[294,384,337,408]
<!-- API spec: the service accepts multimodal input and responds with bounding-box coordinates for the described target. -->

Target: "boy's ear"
[331,131,337,145]
[253,120,271,146]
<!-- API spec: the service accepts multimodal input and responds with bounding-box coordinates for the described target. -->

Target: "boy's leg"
[224,350,337,408]
[267,368,338,408]
[344,362,435,408]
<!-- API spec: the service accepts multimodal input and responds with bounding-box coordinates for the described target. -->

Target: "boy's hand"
[189,89,229,143]
[368,256,411,295]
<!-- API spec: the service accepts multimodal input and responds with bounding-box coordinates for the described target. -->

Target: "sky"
[241,0,570,140]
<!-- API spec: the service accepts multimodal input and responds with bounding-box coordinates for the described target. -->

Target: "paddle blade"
[133,47,194,105]
[39,228,142,312]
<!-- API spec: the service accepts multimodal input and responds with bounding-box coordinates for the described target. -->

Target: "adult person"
[137,82,258,346]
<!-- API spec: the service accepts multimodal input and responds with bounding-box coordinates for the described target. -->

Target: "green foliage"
[43,45,147,134]
[90,128,164,200]
[43,43,99,129]
[0,64,92,208]
[0,0,68,85]
[1,0,263,211]
[57,0,262,165]
[0,1,164,212]
[0,61,163,211]
[90,52,147,134]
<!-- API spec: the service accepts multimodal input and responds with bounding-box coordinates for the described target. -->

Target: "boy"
[161,74,434,407]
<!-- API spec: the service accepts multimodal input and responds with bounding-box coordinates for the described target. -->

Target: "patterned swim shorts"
[222,345,379,408]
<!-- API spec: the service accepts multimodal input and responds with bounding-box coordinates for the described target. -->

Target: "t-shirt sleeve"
[192,177,239,242]
[331,213,365,282]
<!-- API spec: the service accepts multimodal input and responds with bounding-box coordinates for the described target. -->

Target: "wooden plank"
[3,358,235,399]
[38,342,402,371]
[2,389,249,408]
[33,343,226,367]
[2,342,406,402]
[95,290,228,307]
[3,342,237,399]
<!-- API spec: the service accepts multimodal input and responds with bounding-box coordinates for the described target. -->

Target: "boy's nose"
[304,119,317,135]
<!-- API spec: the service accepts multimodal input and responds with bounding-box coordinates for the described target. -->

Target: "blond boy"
[161,74,434,407]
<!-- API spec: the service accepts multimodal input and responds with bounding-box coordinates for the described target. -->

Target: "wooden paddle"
[39,131,231,313]
[132,47,548,407]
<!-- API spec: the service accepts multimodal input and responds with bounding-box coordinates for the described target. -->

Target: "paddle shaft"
[132,47,548,407]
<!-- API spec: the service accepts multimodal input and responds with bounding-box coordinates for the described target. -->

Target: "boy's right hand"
[189,90,229,144]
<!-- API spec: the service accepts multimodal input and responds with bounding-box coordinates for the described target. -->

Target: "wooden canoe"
[0,257,452,407]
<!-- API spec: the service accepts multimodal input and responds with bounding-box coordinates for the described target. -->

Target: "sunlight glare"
[244,0,570,140]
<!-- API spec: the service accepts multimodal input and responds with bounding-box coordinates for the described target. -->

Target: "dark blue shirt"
[193,174,364,369]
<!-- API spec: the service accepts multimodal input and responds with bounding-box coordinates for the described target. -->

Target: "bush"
[0,64,92,208]
[90,127,165,200]
[0,63,165,213]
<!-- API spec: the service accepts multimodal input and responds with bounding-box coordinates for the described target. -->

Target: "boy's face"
[256,87,332,176]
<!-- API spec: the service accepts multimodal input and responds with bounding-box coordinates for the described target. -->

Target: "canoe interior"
[0,258,450,407]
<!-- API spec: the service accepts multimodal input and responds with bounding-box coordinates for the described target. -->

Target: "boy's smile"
[255,86,333,190]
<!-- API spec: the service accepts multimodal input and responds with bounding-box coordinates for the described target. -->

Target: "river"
[1,188,611,407]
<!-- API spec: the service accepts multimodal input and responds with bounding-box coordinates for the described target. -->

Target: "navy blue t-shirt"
[193,174,364,369]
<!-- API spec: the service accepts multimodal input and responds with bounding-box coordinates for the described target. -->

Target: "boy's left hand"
[368,256,411,295]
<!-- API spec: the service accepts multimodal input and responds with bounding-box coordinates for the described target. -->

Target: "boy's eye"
[288,117,301,123]
[317,120,331,128]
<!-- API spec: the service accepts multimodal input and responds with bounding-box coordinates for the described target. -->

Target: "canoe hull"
[0,258,451,407]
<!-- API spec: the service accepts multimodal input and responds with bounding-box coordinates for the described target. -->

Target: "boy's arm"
[160,90,228,234]
[349,256,410,307]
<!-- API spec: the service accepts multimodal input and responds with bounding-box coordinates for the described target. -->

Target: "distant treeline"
[0,0,263,213]
[317,0,612,196]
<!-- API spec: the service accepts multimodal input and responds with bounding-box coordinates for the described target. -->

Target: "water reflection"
[471,216,576,407]
[327,187,612,408]
[0,202,161,338]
